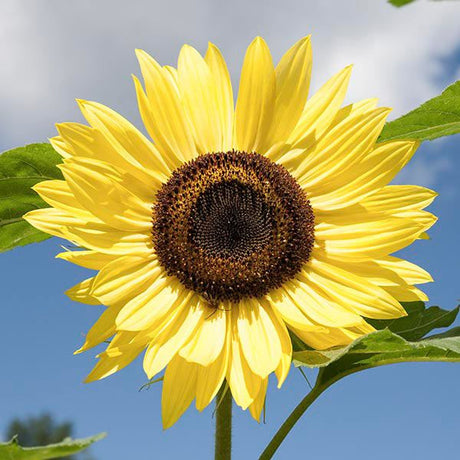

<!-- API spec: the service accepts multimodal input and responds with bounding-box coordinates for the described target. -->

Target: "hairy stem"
[215,384,232,460]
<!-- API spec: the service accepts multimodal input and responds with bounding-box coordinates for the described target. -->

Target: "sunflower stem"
[258,380,326,460]
[215,384,232,460]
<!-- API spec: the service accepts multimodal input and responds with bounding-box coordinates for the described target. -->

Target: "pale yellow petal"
[84,331,142,382]
[268,36,312,147]
[205,43,234,151]
[195,327,230,411]
[66,277,99,305]
[385,285,429,302]
[179,308,228,366]
[295,108,391,192]
[227,317,263,409]
[178,45,222,153]
[162,355,198,429]
[315,216,431,262]
[91,255,159,305]
[249,378,268,422]
[236,299,282,378]
[56,250,118,270]
[33,180,98,221]
[361,185,437,214]
[59,158,152,232]
[49,135,71,158]
[234,37,275,153]
[76,99,170,182]
[303,257,406,319]
[287,65,352,149]
[142,298,204,378]
[282,278,365,327]
[135,49,197,163]
[75,304,122,353]
[307,140,418,211]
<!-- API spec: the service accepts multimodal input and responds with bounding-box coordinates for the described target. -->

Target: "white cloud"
[1,0,460,174]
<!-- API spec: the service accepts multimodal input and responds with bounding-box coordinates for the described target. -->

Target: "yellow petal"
[268,36,312,147]
[295,108,391,192]
[33,180,98,221]
[84,331,142,382]
[162,355,198,429]
[178,45,222,153]
[134,49,197,163]
[75,304,122,353]
[142,299,204,378]
[227,318,263,409]
[361,185,437,214]
[116,277,187,332]
[236,299,282,378]
[249,378,268,422]
[59,158,152,232]
[179,308,228,366]
[49,135,71,158]
[315,216,430,262]
[331,98,379,126]
[195,336,230,411]
[304,258,406,319]
[307,140,418,211]
[76,99,170,183]
[282,278,364,327]
[205,43,234,151]
[56,250,117,270]
[266,288,323,332]
[287,65,352,149]
[261,299,292,387]
[385,285,429,302]
[91,256,159,305]
[66,277,99,305]
[234,37,275,153]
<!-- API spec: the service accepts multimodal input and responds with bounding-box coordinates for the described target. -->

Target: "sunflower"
[24,36,436,428]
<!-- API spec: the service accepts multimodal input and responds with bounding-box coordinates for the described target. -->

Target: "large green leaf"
[379,80,460,142]
[0,433,105,460]
[0,143,63,252]
[293,328,460,390]
[367,301,459,340]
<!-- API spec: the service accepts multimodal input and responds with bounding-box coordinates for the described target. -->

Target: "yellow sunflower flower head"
[24,36,437,428]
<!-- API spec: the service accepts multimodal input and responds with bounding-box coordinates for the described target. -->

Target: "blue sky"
[1,1,459,459]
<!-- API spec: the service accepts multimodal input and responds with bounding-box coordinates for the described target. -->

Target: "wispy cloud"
[1,0,460,194]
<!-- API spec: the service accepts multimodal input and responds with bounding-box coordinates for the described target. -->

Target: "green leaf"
[388,0,416,7]
[0,433,105,460]
[0,143,63,253]
[367,301,459,341]
[379,80,460,142]
[293,328,460,388]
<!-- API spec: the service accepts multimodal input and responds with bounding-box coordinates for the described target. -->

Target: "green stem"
[215,384,232,460]
[259,381,327,460]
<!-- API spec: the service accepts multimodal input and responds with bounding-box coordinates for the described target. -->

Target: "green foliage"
[379,80,460,141]
[294,327,460,384]
[367,301,459,341]
[6,413,73,451]
[388,0,416,6]
[293,302,460,375]
[0,433,105,460]
[261,303,460,458]
[0,143,62,253]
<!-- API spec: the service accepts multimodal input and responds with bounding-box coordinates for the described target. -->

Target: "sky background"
[1,0,459,459]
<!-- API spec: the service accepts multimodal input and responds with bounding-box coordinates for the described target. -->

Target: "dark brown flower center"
[152,151,314,303]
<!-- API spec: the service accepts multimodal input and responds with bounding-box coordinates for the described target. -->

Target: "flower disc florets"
[152,151,314,302]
